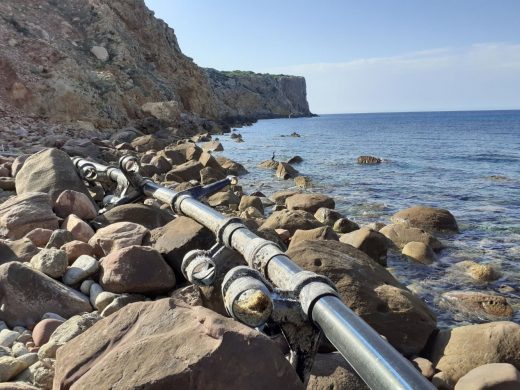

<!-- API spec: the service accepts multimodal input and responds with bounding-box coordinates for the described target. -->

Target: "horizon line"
[312,108,520,116]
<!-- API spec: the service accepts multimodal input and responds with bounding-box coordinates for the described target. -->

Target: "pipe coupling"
[288,271,339,318]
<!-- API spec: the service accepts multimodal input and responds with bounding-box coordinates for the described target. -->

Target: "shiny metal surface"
[312,296,435,390]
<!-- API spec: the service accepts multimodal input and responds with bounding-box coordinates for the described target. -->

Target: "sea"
[215,110,520,328]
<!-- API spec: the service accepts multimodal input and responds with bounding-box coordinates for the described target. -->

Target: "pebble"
[81,279,95,295]
[89,282,104,306]
[62,255,99,285]
[32,319,64,347]
[94,291,119,312]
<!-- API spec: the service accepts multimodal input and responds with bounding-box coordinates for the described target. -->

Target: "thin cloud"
[264,43,520,113]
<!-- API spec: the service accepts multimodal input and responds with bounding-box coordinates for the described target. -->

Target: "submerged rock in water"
[357,155,382,164]
[440,291,513,319]
[285,193,335,214]
[451,260,500,282]
[379,223,444,251]
[276,162,299,180]
[391,206,459,233]
[402,241,437,264]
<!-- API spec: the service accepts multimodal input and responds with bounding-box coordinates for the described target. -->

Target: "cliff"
[0,0,311,134]
[205,69,312,121]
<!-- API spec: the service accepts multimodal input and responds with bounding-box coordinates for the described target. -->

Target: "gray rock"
[14,358,55,389]
[0,322,6,331]
[80,279,95,295]
[0,346,10,358]
[11,342,29,357]
[38,313,100,359]
[0,262,92,328]
[90,45,109,61]
[0,329,19,348]
[100,294,147,317]
[94,291,119,312]
[63,255,99,285]
[0,356,29,382]
[30,248,68,278]
[41,313,66,322]
[16,352,38,367]
[89,283,104,307]
[45,229,73,249]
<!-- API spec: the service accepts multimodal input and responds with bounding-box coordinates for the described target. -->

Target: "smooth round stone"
[81,279,95,295]
[62,255,99,285]
[94,291,119,312]
[32,319,64,347]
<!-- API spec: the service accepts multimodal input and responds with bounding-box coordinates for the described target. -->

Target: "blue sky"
[144,1,520,114]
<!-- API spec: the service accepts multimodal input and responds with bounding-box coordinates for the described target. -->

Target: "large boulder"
[402,241,437,264]
[53,299,303,390]
[215,156,248,176]
[15,149,91,203]
[0,193,59,240]
[429,321,520,384]
[90,204,174,230]
[260,209,323,235]
[0,262,92,328]
[153,216,214,276]
[286,240,436,356]
[339,227,389,266]
[100,246,176,294]
[285,193,335,214]
[131,135,168,153]
[391,206,459,233]
[379,223,444,251]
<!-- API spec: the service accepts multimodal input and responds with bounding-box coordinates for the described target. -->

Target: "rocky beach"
[1,0,519,389]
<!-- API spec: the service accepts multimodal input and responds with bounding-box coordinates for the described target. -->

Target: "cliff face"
[205,69,312,121]
[0,0,311,131]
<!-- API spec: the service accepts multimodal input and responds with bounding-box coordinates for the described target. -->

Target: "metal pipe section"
[312,296,435,390]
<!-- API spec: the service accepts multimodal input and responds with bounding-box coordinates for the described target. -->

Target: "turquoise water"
[215,110,520,328]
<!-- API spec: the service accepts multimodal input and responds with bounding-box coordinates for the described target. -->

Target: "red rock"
[32,318,64,347]
[62,214,95,243]
[100,246,175,294]
[89,222,149,256]
[53,190,98,220]
[60,240,95,264]
[24,228,53,247]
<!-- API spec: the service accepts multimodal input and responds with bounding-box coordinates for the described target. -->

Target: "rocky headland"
[0,1,519,390]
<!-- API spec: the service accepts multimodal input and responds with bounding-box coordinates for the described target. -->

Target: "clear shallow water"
[215,110,520,328]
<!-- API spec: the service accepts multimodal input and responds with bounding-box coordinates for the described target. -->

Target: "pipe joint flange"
[218,218,244,246]
[221,266,273,327]
[289,271,339,317]
[243,238,284,273]
[181,249,216,286]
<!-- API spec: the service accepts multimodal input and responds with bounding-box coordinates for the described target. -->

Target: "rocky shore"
[0,132,519,389]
